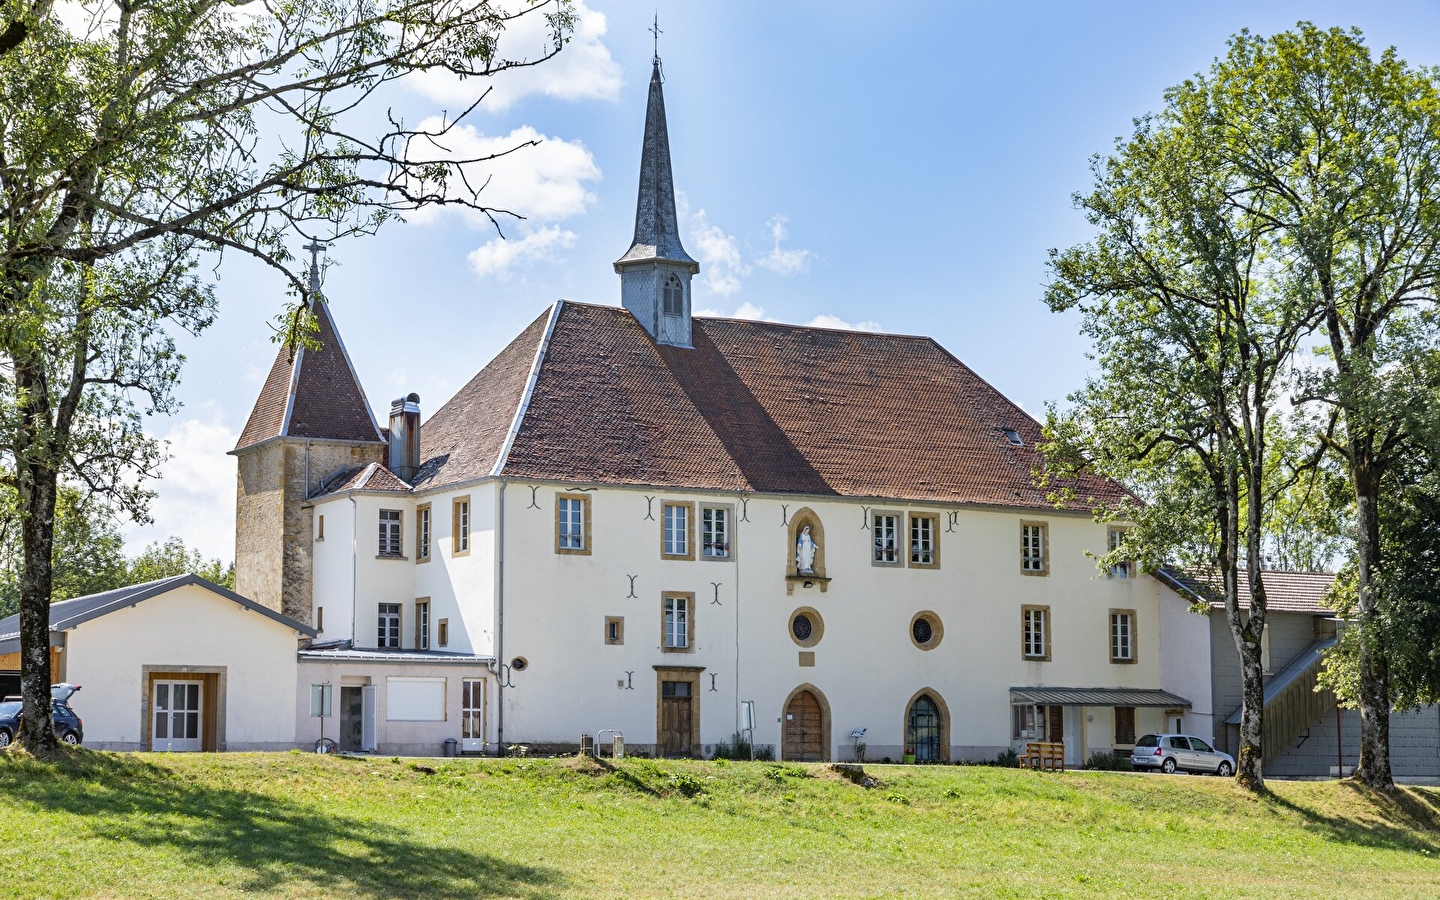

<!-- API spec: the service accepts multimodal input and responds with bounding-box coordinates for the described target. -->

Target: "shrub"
[994,748,1020,768]
[668,772,705,797]
[1084,751,1133,771]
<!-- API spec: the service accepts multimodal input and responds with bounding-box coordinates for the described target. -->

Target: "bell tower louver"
[615,47,698,348]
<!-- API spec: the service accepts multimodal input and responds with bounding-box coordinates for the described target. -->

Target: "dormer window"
[662,273,683,317]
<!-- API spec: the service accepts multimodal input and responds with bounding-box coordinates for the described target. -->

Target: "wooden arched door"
[783,689,824,761]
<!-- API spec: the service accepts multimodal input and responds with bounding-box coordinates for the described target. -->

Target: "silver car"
[1130,733,1234,776]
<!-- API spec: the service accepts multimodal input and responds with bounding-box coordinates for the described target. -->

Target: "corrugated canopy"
[1010,687,1192,708]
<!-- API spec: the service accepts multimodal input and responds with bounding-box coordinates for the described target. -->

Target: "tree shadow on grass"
[0,752,563,899]
[1263,781,1440,856]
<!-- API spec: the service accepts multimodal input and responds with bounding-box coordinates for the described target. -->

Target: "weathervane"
[650,12,662,67]
[302,239,328,294]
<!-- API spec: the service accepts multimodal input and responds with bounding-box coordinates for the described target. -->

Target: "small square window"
[701,505,732,559]
[1021,522,1048,575]
[1022,605,1050,661]
[660,502,694,560]
[909,513,940,568]
[556,493,591,555]
[604,616,625,645]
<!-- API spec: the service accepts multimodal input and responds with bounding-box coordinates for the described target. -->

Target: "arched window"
[663,273,683,317]
[908,694,941,762]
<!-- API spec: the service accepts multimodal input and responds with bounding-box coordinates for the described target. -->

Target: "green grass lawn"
[1,751,1438,899]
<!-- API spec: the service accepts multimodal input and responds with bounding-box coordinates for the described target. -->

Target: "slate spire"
[617,62,696,269]
[616,41,698,349]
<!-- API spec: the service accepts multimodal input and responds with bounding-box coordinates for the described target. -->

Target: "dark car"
[0,684,83,748]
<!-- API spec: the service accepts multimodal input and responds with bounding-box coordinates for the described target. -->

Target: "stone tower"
[615,54,699,348]
[231,295,385,621]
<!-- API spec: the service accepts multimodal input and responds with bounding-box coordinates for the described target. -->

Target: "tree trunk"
[1236,634,1265,788]
[16,452,59,754]
[1352,458,1393,790]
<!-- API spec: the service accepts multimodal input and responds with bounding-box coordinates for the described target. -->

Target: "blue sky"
[131,1,1440,561]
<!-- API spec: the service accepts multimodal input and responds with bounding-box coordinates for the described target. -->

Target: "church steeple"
[616,31,698,348]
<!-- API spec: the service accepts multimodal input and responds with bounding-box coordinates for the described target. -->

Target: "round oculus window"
[792,614,813,642]
[912,617,934,645]
[510,656,529,671]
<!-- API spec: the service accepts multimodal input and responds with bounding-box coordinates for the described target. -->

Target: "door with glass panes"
[152,680,202,751]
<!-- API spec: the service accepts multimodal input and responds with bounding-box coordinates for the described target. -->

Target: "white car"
[1131,733,1234,776]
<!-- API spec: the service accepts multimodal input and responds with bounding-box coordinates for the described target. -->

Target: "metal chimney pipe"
[388,393,421,482]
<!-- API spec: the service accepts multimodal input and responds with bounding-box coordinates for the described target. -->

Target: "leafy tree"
[1206,25,1440,790]
[0,0,575,752]
[1043,31,1324,789]
[0,484,127,618]
[128,536,233,590]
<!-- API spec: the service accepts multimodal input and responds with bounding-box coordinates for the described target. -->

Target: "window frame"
[415,598,431,651]
[662,272,684,317]
[661,592,695,652]
[316,606,324,634]
[908,512,941,568]
[437,618,450,648]
[604,615,625,646]
[908,610,944,650]
[660,501,695,561]
[871,510,903,567]
[1021,604,1051,661]
[700,503,734,560]
[377,509,404,558]
[1107,526,1132,578]
[461,678,485,741]
[377,602,401,649]
[788,606,824,648]
[316,514,325,542]
[452,495,471,557]
[415,503,432,563]
[555,492,592,556]
[1109,608,1137,664]
[1020,521,1049,576]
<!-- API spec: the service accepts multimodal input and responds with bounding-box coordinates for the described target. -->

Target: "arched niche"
[785,507,830,595]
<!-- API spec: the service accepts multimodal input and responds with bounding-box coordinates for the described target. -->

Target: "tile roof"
[0,574,315,655]
[235,299,384,450]
[1155,568,1338,615]
[311,462,413,499]
[413,301,1128,510]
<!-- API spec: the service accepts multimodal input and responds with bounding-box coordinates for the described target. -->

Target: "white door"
[361,685,378,752]
[152,681,203,752]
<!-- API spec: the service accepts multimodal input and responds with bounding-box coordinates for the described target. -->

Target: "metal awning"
[1010,687,1192,708]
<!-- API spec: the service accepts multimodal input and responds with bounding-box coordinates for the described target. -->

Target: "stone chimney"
[388,393,421,482]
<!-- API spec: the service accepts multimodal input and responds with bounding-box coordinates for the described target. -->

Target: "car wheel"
[60,731,79,746]
[1216,761,1233,777]
[1161,757,1177,775]
[0,729,10,749]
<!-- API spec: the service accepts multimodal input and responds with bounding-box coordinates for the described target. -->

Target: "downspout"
[494,478,508,755]
[349,496,359,645]
[734,491,743,737]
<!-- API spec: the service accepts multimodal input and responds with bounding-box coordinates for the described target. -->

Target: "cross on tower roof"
[649,12,662,66]
[302,239,327,294]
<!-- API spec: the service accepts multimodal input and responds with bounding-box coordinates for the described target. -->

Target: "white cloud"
[410,0,621,113]
[755,215,812,276]
[468,225,577,278]
[407,121,601,226]
[806,314,882,332]
[695,302,774,320]
[688,208,750,297]
[122,407,239,563]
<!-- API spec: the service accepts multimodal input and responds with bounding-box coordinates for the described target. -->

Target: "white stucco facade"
[60,582,303,751]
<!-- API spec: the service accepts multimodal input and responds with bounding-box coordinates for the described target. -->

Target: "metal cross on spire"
[649,12,662,66]
[302,239,327,294]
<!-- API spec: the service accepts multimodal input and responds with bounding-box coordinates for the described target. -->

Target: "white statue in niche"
[796,525,818,575]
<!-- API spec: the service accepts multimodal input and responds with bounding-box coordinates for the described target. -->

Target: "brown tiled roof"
[311,463,413,499]
[413,301,1128,510]
[235,300,384,450]
[410,309,552,488]
[1156,569,1338,615]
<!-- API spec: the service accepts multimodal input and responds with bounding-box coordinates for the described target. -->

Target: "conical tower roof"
[616,62,697,270]
[234,299,383,450]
